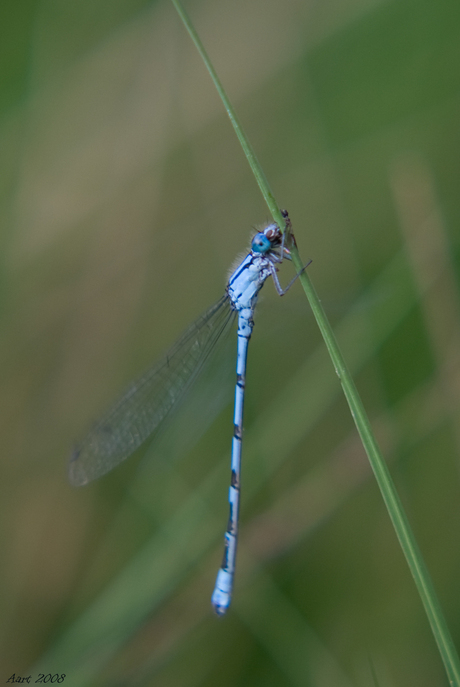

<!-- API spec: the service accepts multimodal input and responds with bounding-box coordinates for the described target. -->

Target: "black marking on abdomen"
[220,542,230,568]
[231,470,240,488]
[234,424,242,440]
[236,373,245,388]
[227,508,238,535]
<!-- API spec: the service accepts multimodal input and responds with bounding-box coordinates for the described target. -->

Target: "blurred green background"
[1,0,460,684]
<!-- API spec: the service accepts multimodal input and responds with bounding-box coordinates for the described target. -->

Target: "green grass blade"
[295,267,460,687]
[171,1,460,683]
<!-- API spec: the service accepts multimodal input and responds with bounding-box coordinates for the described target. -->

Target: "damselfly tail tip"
[212,603,228,617]
[211,592,230,616]
[211,570,232,616]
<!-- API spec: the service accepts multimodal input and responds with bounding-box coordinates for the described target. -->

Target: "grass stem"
[172,1,460,682]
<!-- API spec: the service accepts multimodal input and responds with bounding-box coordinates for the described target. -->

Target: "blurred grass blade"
[296,268,460,686]
[171,1,460,683]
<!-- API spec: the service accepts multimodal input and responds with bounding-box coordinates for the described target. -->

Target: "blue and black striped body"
[69,213,292,617]
[211,224,287,615]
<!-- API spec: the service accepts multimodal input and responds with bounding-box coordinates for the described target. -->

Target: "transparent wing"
[69,295,235,486]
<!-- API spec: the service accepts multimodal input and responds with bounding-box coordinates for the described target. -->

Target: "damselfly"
[70,210,306,615]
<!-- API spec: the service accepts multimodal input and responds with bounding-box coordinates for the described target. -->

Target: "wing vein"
[69,295,234,486]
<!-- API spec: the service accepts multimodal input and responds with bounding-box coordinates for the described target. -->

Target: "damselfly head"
[262,222,283,245]
[251,232,272,254]
[251,222,283,254]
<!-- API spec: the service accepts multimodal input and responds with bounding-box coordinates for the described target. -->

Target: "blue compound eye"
[251,233,271,254]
